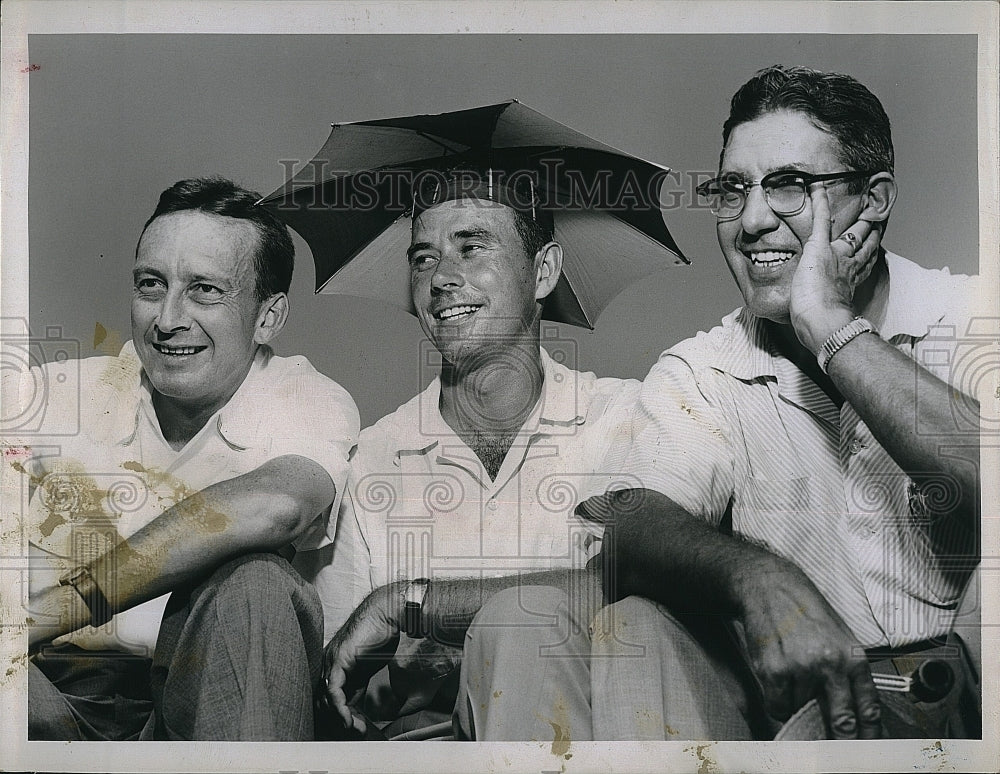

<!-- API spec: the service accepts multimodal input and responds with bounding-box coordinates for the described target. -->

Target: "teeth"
[154,344,201,355]
[436,305,480,320]
[748,251,794,265]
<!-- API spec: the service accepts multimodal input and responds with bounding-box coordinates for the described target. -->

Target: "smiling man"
[582,65,983,739]
[21,177,359,740]
[314,171,642,741]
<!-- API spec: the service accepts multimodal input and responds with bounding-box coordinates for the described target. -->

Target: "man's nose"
[739,185,780,236]
[430,253,466,293]
[154,290,191,334]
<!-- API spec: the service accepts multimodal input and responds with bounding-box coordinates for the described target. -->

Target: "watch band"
[817,316,877,374]
[59,566,113,628]
[402,578,430,638]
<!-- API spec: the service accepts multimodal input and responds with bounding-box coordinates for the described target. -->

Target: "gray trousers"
[454,586,979,741]
[29,553,324,741]
[454,586,755,741]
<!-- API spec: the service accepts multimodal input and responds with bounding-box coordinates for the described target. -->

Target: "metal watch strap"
[817,316,876,374]
[59,566,113,628]
[402,578,430,638]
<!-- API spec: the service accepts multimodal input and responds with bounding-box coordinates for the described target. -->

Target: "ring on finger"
[840,231,860,252]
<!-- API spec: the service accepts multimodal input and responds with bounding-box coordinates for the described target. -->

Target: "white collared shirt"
[624,252,982,647]
[13,341,359,655]
[314,348,639,640]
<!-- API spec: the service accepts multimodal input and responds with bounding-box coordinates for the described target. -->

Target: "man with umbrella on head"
[263,104,686,741]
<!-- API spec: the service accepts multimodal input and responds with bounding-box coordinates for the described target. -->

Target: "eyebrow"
[406,227,498,261]
[132,265,230,286]
[406,241,433,261]
[132,265,164,281]
[454,227,495,241]
[720,163,816,180]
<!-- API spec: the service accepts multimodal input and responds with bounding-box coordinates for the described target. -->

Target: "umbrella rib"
[601,211,690,265]
[412,130,467,156]
[314,211,412,294]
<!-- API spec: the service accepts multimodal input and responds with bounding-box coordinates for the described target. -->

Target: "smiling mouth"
[152,343,207,356]
[433,304,483,322]
[744,250,796,267]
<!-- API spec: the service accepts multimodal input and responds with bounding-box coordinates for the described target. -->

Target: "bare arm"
[320,565,601,732]
[587,488,882,740]
[29,453,335,648]
[790,184,979,537]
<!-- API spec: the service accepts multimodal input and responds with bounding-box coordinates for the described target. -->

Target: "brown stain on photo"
[93,322,124,357]
[121,461,229,533]
[685,743,718,774]
[921,740,948,770]
[548,692,571,758]
[752,603,806,648]
[2,653,28,686]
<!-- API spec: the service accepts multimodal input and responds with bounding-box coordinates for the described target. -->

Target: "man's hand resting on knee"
[582,488,881,739]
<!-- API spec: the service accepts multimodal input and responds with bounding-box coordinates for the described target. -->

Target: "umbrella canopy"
[259,100,688,329]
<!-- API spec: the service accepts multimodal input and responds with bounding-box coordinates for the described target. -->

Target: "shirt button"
[487,499,498,511]
[849,439,865,455]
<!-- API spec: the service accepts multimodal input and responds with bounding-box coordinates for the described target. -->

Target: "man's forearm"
[414,566,602,646]
[595,488,799,616]
[826,333,980,540]
[51,455,334,635]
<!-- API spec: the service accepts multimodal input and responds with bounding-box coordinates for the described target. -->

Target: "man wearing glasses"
[572,65,983,739]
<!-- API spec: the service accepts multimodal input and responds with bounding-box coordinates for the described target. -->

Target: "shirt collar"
[394,346,585,461]
[117,342,272,451]
[871,251,953,340]
[697,308,776,381]
[702,251,945,382]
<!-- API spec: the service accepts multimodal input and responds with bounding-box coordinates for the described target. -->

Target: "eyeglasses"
[697,170,875,219]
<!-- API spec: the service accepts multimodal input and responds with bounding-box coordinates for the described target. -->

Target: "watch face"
[404,578,430,605]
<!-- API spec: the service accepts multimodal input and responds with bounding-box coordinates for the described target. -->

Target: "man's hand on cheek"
[789,183,882,353]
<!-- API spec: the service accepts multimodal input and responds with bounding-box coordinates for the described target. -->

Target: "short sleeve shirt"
[10,341,359,656]
[317,347,639,635]
[625,252,981,648]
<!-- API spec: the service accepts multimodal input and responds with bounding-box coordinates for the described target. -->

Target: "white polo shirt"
[315,347,639,639]
[13,341,358,656]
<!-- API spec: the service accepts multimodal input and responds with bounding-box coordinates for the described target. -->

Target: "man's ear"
[858,171,897,225]
[534,242,563,301]
[254,292,289,345]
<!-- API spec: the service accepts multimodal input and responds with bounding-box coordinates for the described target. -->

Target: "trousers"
[454,586,756,741]
[28,552,324,740]
[454,586,980,741]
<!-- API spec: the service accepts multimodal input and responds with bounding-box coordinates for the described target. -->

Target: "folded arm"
[28,453,335,649]
[585,488,882,740]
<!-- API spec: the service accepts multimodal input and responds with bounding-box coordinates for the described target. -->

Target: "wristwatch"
[817,316,877,374]
[401,578,430,638]
[58,566,113,628]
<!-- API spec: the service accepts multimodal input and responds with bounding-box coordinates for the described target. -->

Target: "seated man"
[316,170,641,741]
[16,177,359,740]
[582,65,983,739]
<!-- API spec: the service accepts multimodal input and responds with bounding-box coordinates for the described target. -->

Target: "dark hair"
[511,207,555,260]
[722,65,893,193]
[140,177,294,300]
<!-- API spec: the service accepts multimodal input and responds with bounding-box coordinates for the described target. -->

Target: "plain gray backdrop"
[28,34,979,426]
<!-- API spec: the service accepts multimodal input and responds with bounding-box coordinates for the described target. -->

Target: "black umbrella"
[259,100,687,329]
